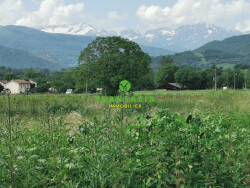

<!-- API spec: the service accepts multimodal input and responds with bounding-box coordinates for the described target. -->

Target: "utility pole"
[244,70,248,90]
[234,74,237,90]
[214,67,217,91]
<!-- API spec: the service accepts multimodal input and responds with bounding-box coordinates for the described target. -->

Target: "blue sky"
[1,0,250,32]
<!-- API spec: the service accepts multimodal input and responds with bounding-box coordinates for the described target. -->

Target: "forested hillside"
[153,34,250,69]
[0,46,62,69]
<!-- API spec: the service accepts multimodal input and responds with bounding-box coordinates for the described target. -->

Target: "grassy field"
[0,90,249,187]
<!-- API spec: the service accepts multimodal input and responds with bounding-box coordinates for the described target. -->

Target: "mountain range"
[41,23,242,52]
[151,34,250,69]
[0,45,62,69]
[0,25,173,69]
[0,24,248,69]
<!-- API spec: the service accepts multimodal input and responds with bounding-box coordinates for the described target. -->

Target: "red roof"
[13,79,30,84]
[0,80,7,84]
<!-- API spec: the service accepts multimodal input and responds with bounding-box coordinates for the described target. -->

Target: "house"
[159,83,182,90]
[0,80,7,87]
[29,79,38,89]
[66,89,73,94]
[96,88,103,93]
[166,83,182,90]
[4,79,31,94]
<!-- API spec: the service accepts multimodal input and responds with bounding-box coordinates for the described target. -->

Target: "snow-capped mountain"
[134,24,242,52]
[40,23,111,36]
[118,29,141,40]
[39,23,243,52]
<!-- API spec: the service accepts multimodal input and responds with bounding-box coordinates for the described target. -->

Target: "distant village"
[0,79,75,94]
[0,79,184,95]
[0,79,37,94]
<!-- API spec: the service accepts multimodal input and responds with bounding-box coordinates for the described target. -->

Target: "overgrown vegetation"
[0,91,249,187]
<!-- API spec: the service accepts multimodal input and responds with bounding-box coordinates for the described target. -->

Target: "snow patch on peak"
[160,29,175,36]
[40,23,110,36]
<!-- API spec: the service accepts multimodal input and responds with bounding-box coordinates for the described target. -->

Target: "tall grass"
[0,90,249,187]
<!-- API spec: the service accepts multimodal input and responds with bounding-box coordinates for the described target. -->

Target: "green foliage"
[0,93,249,187]
[217,69,245,89]
[4,72,17,81]
[152,34,250,69]
[169,51,202,68]
[199,69,214,89]
[0,45,62,69]
[77,36,153,95]
[0,66,53,80]
[0,26,172,69]
[34,77,51,93]
[124,109,249,187]
[158,56,174,67]
[51,71,75,93]
[0,25,95,68]
[196,34,250,53]
[155,62,179,88]
[175,68,202,89]
[24,68,38,79]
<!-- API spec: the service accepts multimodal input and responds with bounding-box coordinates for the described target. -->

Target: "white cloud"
[236,20,250,33]
[15,0,85,27]
[0,0,128,31]
[136,0,250,31]
[0,0,26,25]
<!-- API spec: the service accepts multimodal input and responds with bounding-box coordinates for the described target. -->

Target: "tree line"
[1,37,250,94]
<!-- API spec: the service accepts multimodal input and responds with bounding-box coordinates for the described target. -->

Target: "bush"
[0,106,248,187]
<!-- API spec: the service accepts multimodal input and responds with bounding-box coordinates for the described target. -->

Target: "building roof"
[0,80,7,84]
[13,79,30,84]
[168,83,182,89]
[66,89,73,92]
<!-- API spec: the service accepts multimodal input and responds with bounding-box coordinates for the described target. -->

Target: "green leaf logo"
[119,80,131,92]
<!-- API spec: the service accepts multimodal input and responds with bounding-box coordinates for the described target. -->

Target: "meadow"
[0,90,249,187]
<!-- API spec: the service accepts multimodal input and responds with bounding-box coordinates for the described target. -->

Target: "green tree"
[51,71,75,93]
[175,68,201,89]
[158,56,174,67]
[155,62,179,88]
[244,69,250,89]
[230,69,245,89]
[199,69,214,89]
[24,68,38,80]
[76,36,152,95]
[33,77,50,93]
[4,72,17,81]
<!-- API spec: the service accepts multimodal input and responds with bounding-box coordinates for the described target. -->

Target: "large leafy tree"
[155,57,179,88]
[175,68,202,89]
[76,36,152,95]
[51,71,75,93]
[24,68,38,80]
[4,72,17,81]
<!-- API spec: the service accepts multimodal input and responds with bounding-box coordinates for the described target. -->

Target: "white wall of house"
[4,81,30,94]
[19,83,30,93]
